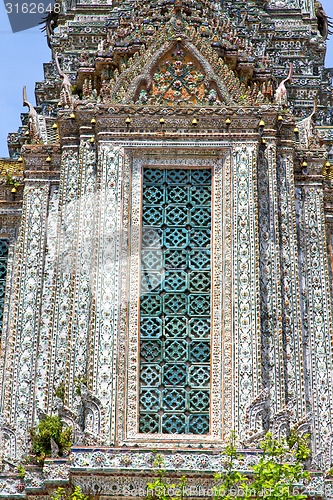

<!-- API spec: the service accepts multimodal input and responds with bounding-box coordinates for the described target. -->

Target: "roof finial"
[175,0,182,17]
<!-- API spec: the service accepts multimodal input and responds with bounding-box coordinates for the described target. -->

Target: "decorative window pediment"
[135,45,222,106]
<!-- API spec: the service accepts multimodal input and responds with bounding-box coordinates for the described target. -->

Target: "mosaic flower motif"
[141,47,220,106]
[196,454,210,469]
[92,452,106,466]
[16,483,25,493]
[120,455,133,467]
[172,454,185,468]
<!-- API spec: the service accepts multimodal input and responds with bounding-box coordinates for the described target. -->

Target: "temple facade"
[1,0,333,497]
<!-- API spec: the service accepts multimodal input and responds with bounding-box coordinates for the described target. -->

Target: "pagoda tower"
[1,0,333,497]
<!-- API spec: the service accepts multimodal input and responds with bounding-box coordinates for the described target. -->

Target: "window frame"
[119,148,231,447]
[138,165,213,435]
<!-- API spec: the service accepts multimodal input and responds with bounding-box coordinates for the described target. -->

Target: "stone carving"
[1,183,50,441]
[0,414,17,461]
[23,86,42,143]
[241,389,270,446]
[300,187,333,453]
[55,52,75,108]
[242,390,312,448]
[274,64,293,106]
[76,384,103,444]
[53,384,103,446]
[257,146,285,415]
[315,1,332,40]
[276,154,306,419]
[232,144,261,437]
[297,99,318,149]
[41,3,59,48]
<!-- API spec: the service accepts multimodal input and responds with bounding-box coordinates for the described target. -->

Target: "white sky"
[0,0,332,158]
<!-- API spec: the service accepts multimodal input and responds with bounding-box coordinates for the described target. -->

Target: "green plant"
[51,486,88,500]
[54,382,66,402]
[214,431,248,500]
[287,429,311,463]
[74,375,88,396]
[146,454,187,500]
[51,483,101,500]
[5,171,20,187]
[17,465,26,479]
[214,432,311,500]
[29,415,73,466]
[249,433,310,500]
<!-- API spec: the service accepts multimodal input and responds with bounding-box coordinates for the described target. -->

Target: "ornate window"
[139,168,212,435]
[0,239,9,334]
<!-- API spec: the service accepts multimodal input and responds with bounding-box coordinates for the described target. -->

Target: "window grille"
[139,168,212,434]
[0,239,9,335]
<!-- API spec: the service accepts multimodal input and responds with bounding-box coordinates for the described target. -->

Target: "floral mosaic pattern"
[0,239,9,337]
[139,168,212,434]
[140,47,220,106]
[301,187,333,451]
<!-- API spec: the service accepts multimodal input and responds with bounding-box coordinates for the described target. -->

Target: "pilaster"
[88,143,124,444]
[0,181,50,433]
[276,151,306,418]
[258,143,285,416]
[231,143,261,435]
[65,134,97,409]
[300,185,333,452]
[44,144,80,414]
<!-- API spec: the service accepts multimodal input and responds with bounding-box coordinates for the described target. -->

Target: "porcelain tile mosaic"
[139,167,212,435]
[0,239,9,337]
[1,0,333,496]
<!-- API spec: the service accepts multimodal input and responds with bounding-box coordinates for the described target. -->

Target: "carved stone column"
[87,143,124,444]
[231,143,261,436]
[0,181,50,435]
[300,185,333,453]
[41,144,81,415]
[276,152,306,419]
[64,135,97,409]
[258,143,285,417]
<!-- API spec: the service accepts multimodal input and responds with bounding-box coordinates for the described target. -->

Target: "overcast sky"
[0,1,332,158]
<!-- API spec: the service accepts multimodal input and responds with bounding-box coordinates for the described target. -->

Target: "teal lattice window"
[139,168,211,435]
[0,239,9,334]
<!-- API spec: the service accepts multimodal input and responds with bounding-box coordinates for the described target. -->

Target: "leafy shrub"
[51,486,88,500]
[214,432,311,500]
[54,382,66,402]
[146,454,186,500]
[51,485,101,500]
[17,465,26,479]
[29,415,72,466]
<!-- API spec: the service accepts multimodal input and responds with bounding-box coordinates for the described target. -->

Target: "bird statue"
[274,63,293,106]
[23,86,41,142]
[297,98,318,150]
[55,52,75,108]
[40,2,61,48]
[315,1,333,40]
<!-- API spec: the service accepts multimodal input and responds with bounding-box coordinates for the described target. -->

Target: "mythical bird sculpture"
[274,63,293,106]
[23,86,42,143]
[55,52,75,108]
[297,98,318,150]
[40,2,61,48]
[315,1,333,40]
